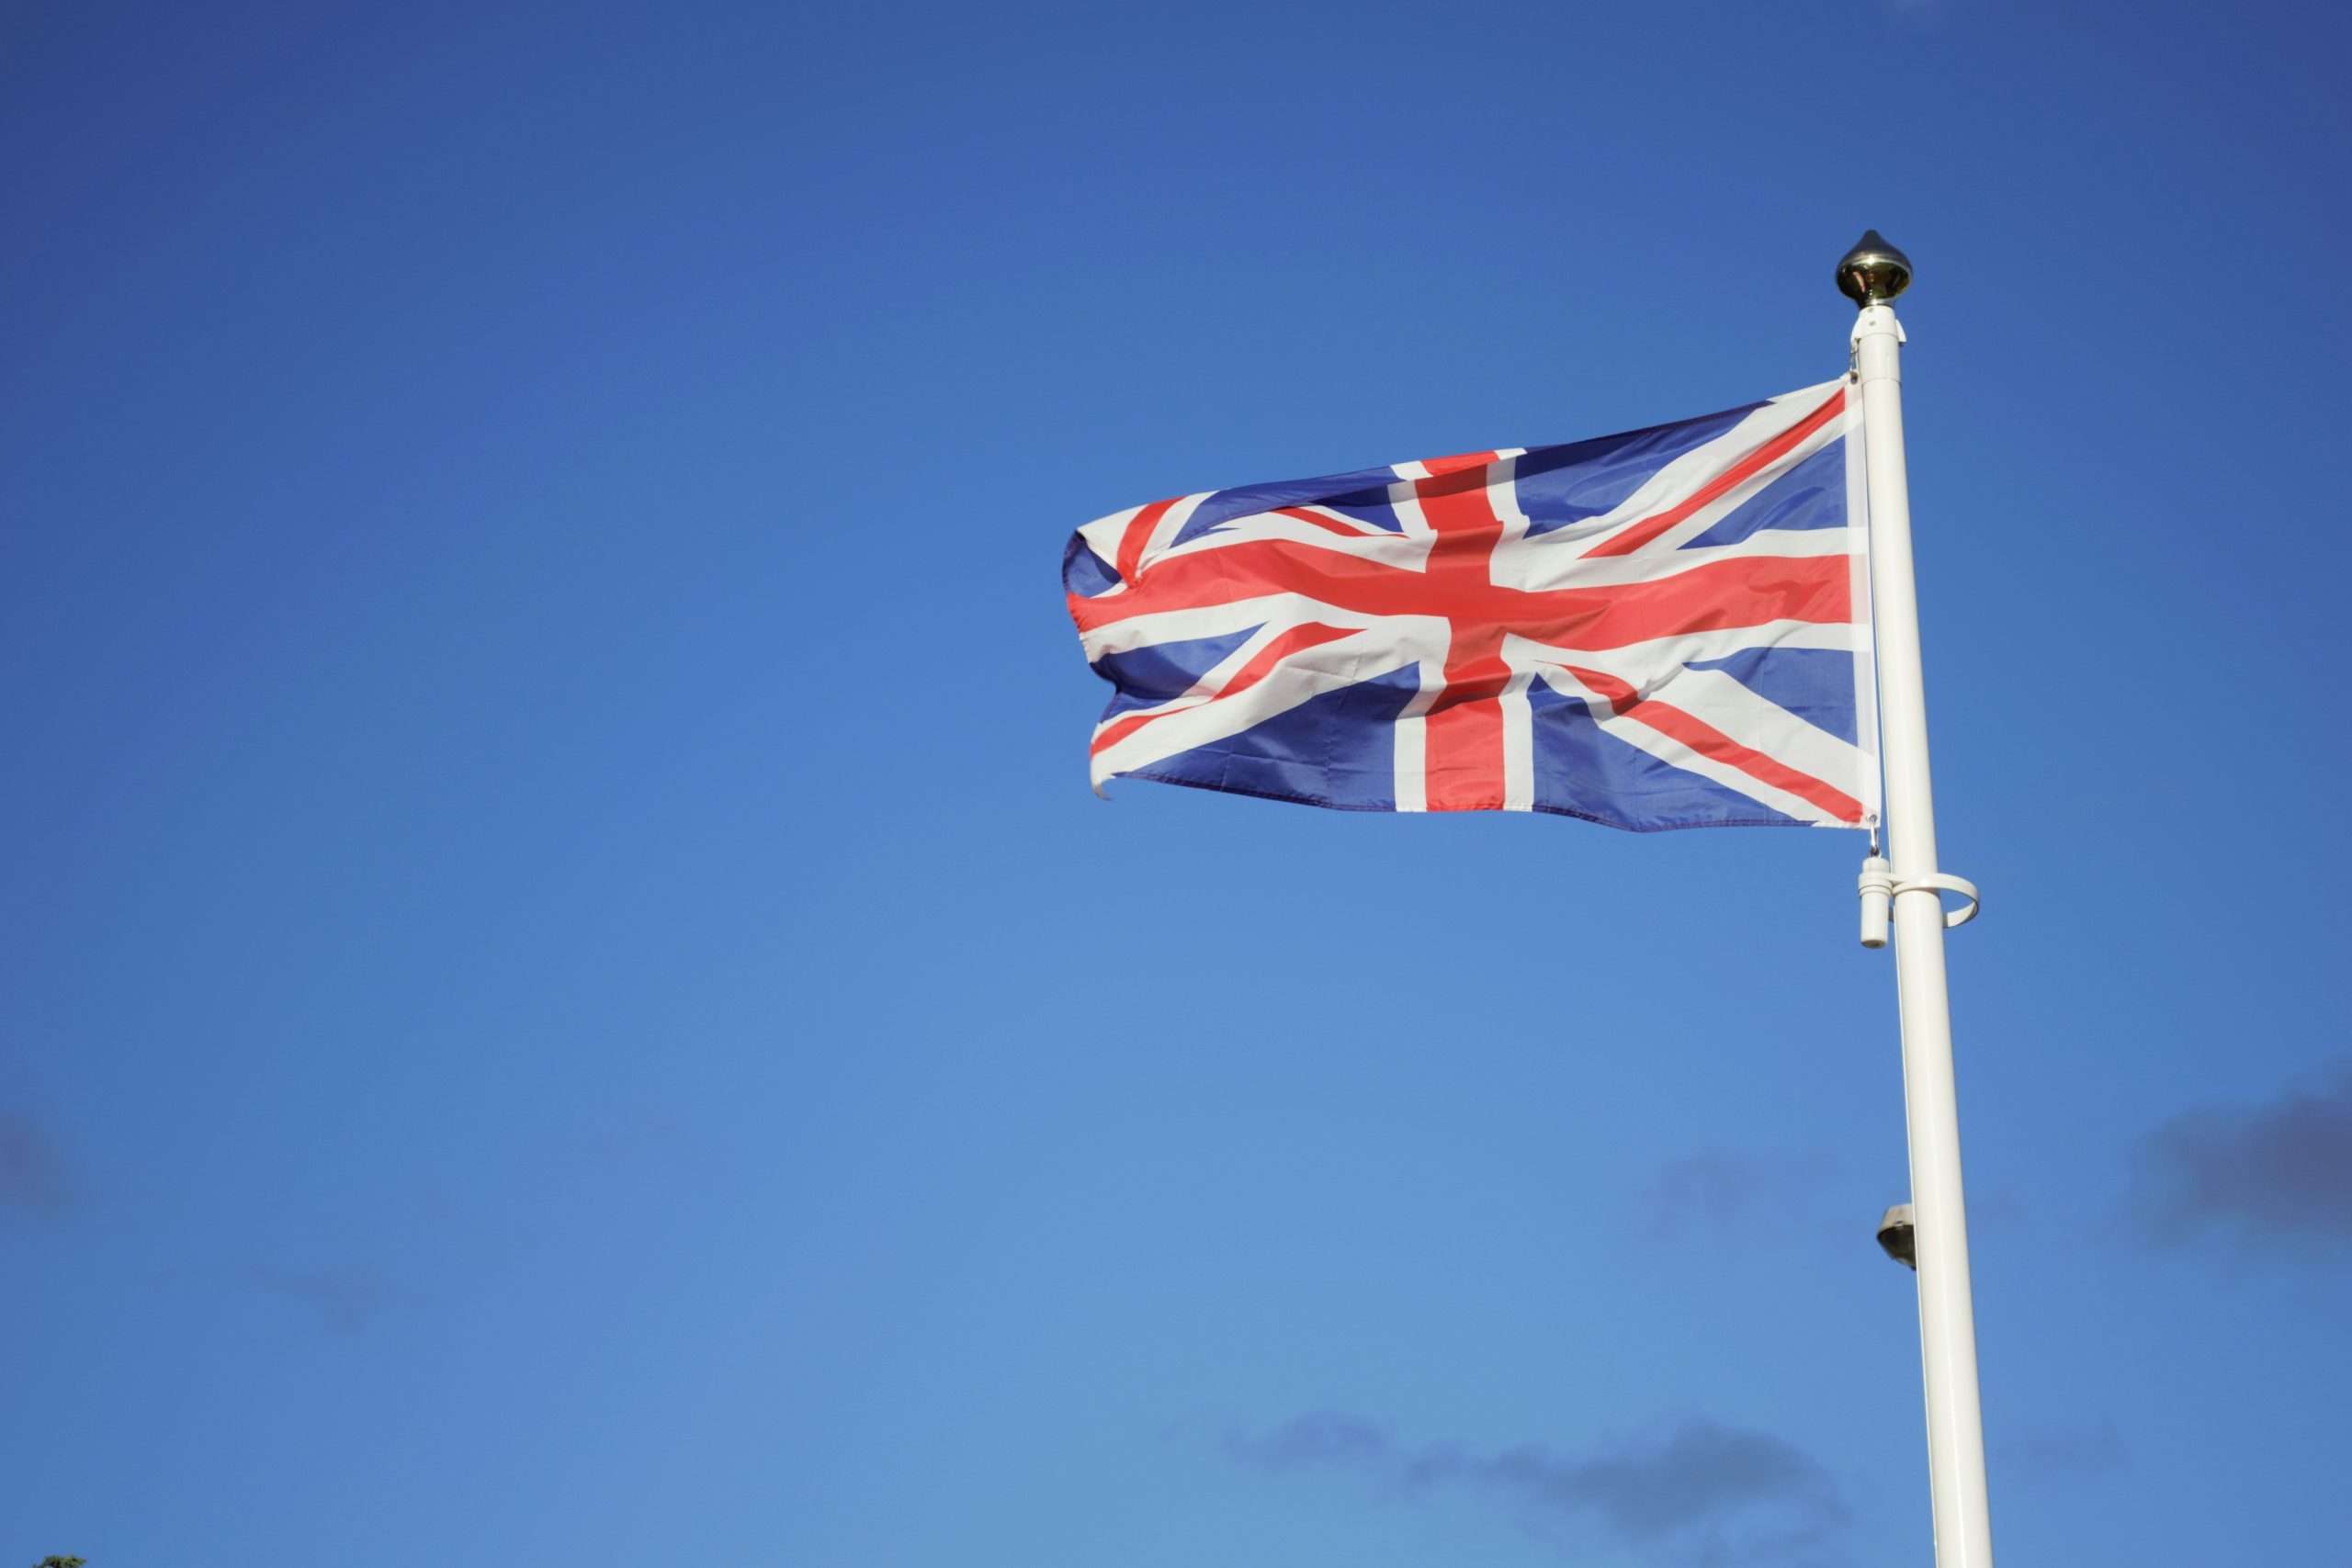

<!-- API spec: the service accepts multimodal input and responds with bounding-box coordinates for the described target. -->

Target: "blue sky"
[4,2,2348,1563]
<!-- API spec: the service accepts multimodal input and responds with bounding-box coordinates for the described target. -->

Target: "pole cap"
[1836,230,1913,308]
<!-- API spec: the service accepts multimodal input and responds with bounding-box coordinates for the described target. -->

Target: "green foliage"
[34,1557,86,1567]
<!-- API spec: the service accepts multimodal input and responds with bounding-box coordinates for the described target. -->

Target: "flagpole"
[1839,231,1996,1568]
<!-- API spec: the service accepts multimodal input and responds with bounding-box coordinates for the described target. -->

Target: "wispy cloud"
[0,1110,72,1213]
[1998,1416,2126,1481]
[1636,1148,1833,1241]
[1230,1411,1849,1563]
[1236,1410,1392,1471]
[251,1264,405,1332]
[2132,1062,2352,1247]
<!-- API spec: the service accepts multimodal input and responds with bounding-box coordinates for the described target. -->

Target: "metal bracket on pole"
[1860,862,1977,947]
[1897,872,1981,930]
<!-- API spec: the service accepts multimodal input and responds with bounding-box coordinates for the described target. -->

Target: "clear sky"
[5,3,2347,1564]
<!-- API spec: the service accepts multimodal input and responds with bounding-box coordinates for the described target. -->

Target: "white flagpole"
[1839,231,1996,1568]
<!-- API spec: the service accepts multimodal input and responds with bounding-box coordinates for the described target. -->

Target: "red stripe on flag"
[1216,620,1358,702]
[1414,450,1504,479]
[1411,454,1510,811]
[1115,498,1180,586]
[1069,540,1849,653]
[1088,621,1359,757]
[1505,554,1850,652]
[1563,665,1862,822]
[1583,388,1847,558]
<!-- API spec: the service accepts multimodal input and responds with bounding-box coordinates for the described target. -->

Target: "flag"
[1062,380,1879,831]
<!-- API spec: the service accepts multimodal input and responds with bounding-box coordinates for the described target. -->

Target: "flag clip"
[1859,855,1894,948]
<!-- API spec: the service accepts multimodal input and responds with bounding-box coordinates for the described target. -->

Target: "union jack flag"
[1062,380,1881,832]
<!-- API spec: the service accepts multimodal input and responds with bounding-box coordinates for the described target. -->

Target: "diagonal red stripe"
[1115,498,1180,586]
[1582,387,1846,558]
[1089,621,1359,757]
[1562,664,1861,822]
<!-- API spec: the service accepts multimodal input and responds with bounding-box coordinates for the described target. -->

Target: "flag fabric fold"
[1062,380,1880,832]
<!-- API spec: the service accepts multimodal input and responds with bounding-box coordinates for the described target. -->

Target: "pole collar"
[1860,860,1981,944]
[1850,304,1906,345]
[1895,871,1981,930]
